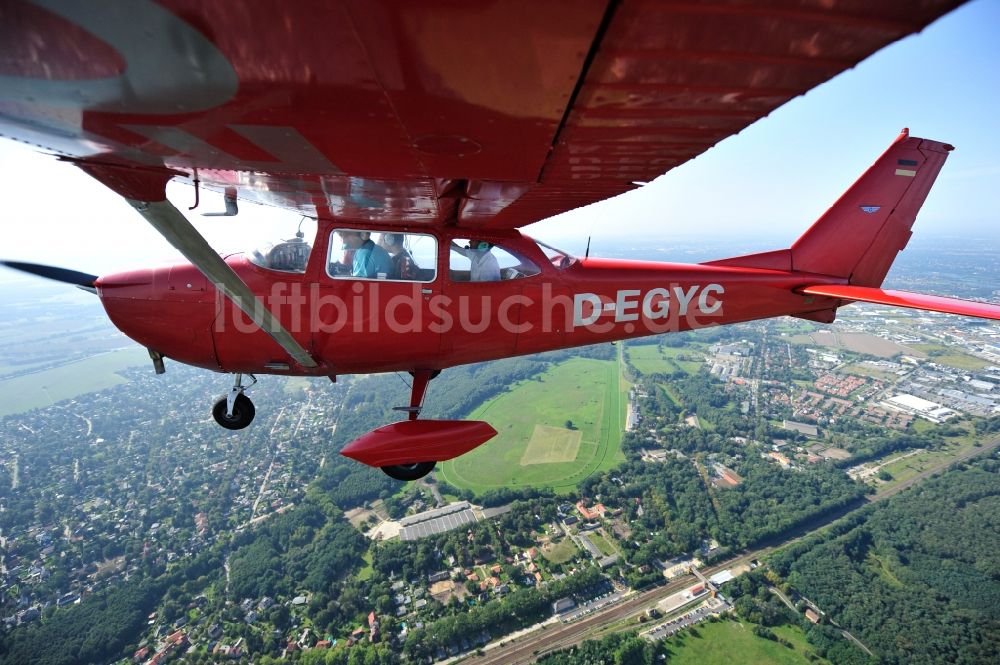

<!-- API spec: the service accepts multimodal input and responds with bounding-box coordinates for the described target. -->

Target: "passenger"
[379,232,419,280]
[336,230,393,278]
[450,239,500,282]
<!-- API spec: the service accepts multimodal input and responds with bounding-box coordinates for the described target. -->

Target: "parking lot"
[642,599,730,641]
[561,590,626,622]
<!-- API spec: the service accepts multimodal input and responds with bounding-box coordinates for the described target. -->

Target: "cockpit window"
[534,239,576,270]
[328,230,437,282]
[449,239,540,282]
[246,219,316,274]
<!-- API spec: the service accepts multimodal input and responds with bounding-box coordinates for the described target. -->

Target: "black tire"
[212,393,255,430]
[380,461,436,481]
[408,369,442,380]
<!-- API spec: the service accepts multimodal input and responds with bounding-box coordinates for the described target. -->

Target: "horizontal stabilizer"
[800,285,1000,321]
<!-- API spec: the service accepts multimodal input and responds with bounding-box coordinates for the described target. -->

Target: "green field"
[627,344,703,375]
[663,619,826,665]
[357,551,374,581]
[541,538,578,564]
[438,356,627,492]
[911,343,990,370]
[877,437,981,490]
[841,363,898,382]
[0,359,54,378]
[589,531,619,557]
[520,425,582,464]
[0,347,149,418]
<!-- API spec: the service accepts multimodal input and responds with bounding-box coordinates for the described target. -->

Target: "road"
[462,433,1000,665]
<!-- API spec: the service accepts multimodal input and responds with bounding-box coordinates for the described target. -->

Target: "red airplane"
[2,1,997,481]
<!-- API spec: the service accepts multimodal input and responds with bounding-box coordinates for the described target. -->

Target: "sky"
[1,0,998,283]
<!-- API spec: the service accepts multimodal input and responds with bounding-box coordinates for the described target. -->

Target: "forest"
[227,489,367,601]
[575,448,866,575]
[0,550,220,665]
[770,455,1000,665]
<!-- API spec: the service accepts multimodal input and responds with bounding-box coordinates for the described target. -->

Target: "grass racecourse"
[438,355,628,493]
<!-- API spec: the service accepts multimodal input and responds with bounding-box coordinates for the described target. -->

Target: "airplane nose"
[95,268,155,297]
[96,266,220,371]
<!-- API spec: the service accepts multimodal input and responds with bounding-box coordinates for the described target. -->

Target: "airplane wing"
[1,1,966,229]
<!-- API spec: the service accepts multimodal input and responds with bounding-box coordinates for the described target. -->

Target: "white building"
[882,394,956,423]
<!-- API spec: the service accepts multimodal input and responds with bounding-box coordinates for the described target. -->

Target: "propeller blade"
[1,261,98,288]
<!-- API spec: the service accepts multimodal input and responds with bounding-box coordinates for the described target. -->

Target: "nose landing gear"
[212,373,257,430]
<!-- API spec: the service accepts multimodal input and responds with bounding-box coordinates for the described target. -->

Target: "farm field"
[662,619,826,665]
[0,347,149,417]
[788,330,917,358]
[438,356,627,493]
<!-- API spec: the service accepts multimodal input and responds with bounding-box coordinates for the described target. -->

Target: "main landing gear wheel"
[212,393,255,430]
[380,462,436,481]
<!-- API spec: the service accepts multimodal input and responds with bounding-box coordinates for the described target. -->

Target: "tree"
[615,636,651,664]
[270,604,291,631]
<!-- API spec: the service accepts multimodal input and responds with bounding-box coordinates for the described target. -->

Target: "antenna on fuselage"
[584,236,591,259]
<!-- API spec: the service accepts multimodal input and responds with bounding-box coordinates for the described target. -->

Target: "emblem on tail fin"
[860,205,881,214]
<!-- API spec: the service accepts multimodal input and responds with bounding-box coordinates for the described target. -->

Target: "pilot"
[451,239,500,281]
[379,232,419,280]
[336,230,393,279]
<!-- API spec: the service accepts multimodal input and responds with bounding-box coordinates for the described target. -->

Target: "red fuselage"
[95,225,842,377]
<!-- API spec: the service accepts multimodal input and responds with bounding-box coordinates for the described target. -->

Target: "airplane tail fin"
[706,129,953,287]
[789,128,953,286]
[698,131,1000,322]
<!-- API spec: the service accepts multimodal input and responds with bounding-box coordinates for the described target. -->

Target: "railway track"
[462,434,1000,665]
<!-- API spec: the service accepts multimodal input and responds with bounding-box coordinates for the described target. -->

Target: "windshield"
[533,239,576,269]
[246,219,316,274]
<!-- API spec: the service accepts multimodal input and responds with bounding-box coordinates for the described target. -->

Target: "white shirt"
[454,245,500,281]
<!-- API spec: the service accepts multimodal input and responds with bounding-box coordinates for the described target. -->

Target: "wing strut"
[76,162,319,369]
